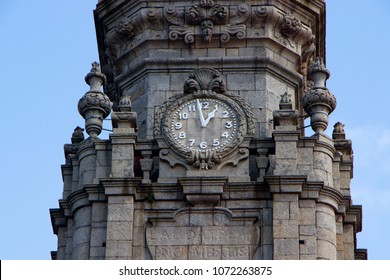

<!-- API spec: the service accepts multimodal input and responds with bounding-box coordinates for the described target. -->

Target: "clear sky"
[0,0,389,260]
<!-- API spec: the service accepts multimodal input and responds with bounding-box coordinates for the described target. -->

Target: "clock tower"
[50,0,366,260]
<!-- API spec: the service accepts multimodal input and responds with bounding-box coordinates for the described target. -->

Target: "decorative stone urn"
[302,57,336,134]
[78,62,112,138]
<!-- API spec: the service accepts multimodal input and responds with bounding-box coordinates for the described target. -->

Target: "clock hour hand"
[202,105,218,127]
[196,99,206,127]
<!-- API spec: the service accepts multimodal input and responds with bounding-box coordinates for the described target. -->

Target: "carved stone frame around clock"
[154,68,255,171]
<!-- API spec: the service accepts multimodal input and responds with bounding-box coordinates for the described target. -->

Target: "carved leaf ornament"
[166,1,249,44]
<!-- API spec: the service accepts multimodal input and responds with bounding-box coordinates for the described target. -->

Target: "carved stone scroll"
[165,1,249,44]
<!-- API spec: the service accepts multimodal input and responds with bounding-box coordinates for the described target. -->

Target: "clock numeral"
[188,104,196,112]
[222,111,229,118]
[188,139,195,146]
[179,112,188,120]
[212,139,220,146]
[221,131,229,138]
[175,122,183,130]
[202,102,209,109]
[200,142,208,149]
[179,132,186,139]
[225,121,233,129]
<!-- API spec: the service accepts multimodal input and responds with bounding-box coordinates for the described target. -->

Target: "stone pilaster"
[105,196,134,259]
[110,95,138,178]
[299,199,317,259]
[89,202,107,259]
[272,92,300,176]
[102,178,140,259]
[110,135,137,178]
[267,176,306,260]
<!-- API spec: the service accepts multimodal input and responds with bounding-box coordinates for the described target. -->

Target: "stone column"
[316,203,337,259]
[71,206,92,259]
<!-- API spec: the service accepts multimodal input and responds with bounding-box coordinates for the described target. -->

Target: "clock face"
[167,98,239,153]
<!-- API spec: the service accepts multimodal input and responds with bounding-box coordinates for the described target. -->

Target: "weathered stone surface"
[273,220,299,239]
[274,239,299,259]
[50,0,365,261]
[107,204,134,222]
[106,222,133,241]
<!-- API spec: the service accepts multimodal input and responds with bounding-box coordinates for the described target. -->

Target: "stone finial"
[111,95,137,133]
[78,62,113,138]
[71,126,85,144]
[302,57,336,134]
[84,62,107,91]
[308,56,330,88]
[118,95,132,112]
[279,92,293,110]
[64,126,85,161]
[332,122,346,140]
[273,92,298,129]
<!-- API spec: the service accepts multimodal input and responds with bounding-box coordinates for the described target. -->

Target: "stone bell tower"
[50,0,366,260]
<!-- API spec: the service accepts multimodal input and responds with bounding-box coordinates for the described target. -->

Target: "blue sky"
[0,0,389,260]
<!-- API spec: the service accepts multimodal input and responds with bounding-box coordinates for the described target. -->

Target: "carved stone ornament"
[280,13,302,38]
[273,92,299,128]
[104,8,163,67]
[111,95,137,132]
[154,68,255,170]
[78,62,113,138]
[71,126,85,144]
[105,18,135,63]
[165,1,249,44]
[332,122,346,140]
[64,126,85,161]
[302,57,336,134]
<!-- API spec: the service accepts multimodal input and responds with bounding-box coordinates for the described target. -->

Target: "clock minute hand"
[196,99,206,127]
[202,105,218,127]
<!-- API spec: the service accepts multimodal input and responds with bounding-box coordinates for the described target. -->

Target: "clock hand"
[202,105,218,127]
[196,99,206,127]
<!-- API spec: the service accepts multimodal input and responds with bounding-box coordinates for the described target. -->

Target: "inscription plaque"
[146,225,260,259]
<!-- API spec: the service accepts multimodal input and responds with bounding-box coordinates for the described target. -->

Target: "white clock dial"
[169,98,238,152]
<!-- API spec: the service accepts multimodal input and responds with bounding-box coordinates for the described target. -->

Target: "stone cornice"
[100,177,142,196]
[94,0,324,90]
[49,208,66,235]
[54,185,106,217]
[345,204,363,233]
[265,175,307,193]
[116,55,304,91]
[266,175,358,218]
[96,1,319,51]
